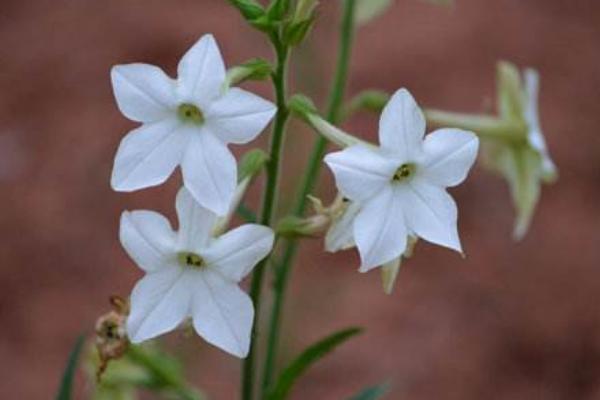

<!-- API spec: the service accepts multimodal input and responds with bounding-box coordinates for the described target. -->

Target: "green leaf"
[266,327,363,400]
[355,0,392,25]
[347,383,391,400]
[56,335,86,400]
[87,343,204,400]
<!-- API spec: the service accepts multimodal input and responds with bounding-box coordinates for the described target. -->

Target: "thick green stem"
[242,34,290,400]
[261,0,356,393]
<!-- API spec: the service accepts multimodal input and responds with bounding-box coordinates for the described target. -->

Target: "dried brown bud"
[94,295,130,381]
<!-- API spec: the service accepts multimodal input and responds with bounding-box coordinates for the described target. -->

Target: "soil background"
[1,0,599,399]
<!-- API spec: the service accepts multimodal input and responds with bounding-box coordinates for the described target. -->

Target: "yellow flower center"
[392,163,416,182]
[177,252,205,268]
[177,103,205,125]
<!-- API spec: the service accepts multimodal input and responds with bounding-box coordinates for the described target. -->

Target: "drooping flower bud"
[289,94,369,148]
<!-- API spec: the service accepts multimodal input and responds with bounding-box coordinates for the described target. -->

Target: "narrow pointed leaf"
[56,334,86,400]
[266,327,363,400]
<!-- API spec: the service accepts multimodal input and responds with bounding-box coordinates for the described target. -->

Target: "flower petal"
[205,88,276,144]
[181,131,237,216]
[175,187,218,250]
[127,267,191,343]
[324,145,397,203]
[203,224,274,282]
[111,64,177,123]
[119,210,177,272]
[177,34,226,106]
[325,201,361,252]
[379,88,425,160]
[191,270,253,357]
[524,68,557,180]
[401,180,462,253]
[420,128,479,187]
[353,186,407,272]
[111,118,188,192]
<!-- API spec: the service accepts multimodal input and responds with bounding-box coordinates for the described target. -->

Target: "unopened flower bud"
[224,58,273,89]
[289,94,369,148]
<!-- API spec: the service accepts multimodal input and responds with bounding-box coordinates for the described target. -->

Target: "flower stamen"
[177,251,205,268]
[177,103,205,125]
[392,163,416,182]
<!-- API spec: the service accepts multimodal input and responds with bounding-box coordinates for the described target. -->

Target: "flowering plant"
[56,1,557,399]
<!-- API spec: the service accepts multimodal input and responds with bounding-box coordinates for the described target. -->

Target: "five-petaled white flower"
[119,187,274,357]
[324,88,479,272]
[110,34,276,215]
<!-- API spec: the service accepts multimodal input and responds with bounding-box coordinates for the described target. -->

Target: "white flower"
[324,89,479,272]
[110,34,276,215]
[119,187,274,357]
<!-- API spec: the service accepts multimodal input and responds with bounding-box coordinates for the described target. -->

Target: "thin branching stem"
[242,32,290,400]
[261,0,356,393]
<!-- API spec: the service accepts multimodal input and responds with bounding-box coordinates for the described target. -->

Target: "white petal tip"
[125,324,145,345]
[110,179,140,193]
[358,263,378,273]
[233,348,249,359]
[512,227,527,241]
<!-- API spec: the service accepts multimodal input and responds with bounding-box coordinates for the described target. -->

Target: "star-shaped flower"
[119,187,274,357]
[110,34,276,215]
[324,89,479,271]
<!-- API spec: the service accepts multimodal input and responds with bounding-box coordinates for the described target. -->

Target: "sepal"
[228,0,266,21]
[282,0,319,46]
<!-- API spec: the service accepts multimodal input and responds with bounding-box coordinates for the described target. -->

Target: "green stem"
[261,0,356,393]
[242,34,290,400]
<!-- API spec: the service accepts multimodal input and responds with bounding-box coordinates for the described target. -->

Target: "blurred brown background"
[1,0,599,398]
